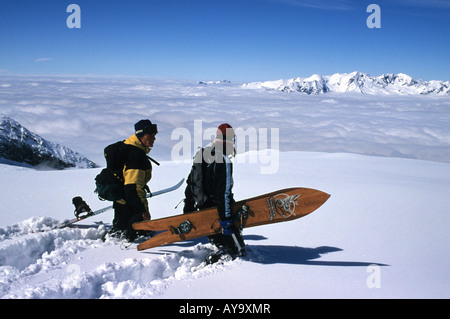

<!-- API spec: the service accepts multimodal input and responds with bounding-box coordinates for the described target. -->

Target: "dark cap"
[135,119,158,137]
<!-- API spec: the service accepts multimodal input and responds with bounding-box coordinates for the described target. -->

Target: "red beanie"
[216,123,235,141]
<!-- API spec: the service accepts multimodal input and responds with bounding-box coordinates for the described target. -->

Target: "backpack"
[183,147,215,213]
[95,141,129,201]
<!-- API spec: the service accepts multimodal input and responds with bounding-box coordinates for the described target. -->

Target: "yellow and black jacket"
[121,134,152,218]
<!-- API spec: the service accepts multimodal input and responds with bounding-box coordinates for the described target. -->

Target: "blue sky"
[0,0,449,81]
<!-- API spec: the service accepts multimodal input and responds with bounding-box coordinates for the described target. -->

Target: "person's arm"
[211,154,233,221]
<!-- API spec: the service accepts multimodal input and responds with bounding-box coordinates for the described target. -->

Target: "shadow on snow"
[140,234,388,267]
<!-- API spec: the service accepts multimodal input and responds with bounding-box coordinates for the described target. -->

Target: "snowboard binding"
[171,220,193,235]
[72,196,94,220]
[235,204,249,231]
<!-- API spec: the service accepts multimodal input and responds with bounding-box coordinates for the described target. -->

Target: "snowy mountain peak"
[243,72,449,95]
[0,115,97,169]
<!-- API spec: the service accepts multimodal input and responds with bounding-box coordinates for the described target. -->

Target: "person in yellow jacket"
[112,119,157,241]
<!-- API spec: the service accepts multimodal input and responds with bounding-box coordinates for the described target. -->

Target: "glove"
[142,211,150,221]
[219,218,234,235]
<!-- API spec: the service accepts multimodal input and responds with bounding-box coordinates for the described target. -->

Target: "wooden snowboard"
[133,187,330,251]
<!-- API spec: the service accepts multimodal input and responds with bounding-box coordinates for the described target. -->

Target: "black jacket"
[202,146,234,220]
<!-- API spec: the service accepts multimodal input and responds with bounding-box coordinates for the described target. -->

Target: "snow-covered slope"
[243,72,450,95]
[0,151,449,299]
[0,115,97,169]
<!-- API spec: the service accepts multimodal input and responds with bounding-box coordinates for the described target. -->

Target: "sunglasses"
[138,124,158,136]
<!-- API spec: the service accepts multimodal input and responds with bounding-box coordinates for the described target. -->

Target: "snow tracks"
[0,217,234,298]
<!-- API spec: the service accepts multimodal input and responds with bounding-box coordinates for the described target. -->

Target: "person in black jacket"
[111,119,157,241]
[185,123,245,263]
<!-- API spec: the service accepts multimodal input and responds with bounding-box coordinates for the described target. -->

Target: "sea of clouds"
[1,75,449,166]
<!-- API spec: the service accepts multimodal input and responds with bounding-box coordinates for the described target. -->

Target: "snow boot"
[205,249,232,265]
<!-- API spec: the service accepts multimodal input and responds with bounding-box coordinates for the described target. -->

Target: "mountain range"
[0,115,97,169]
[243,71,450,95]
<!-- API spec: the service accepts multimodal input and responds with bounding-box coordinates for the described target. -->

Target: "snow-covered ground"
[0,75,449,299]
[0,151,449,299]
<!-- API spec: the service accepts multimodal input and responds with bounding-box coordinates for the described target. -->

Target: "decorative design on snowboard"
[267,193,300,220]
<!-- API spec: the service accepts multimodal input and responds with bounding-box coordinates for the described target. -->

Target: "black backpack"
[183,147,215,213]
[95,141,129,201]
